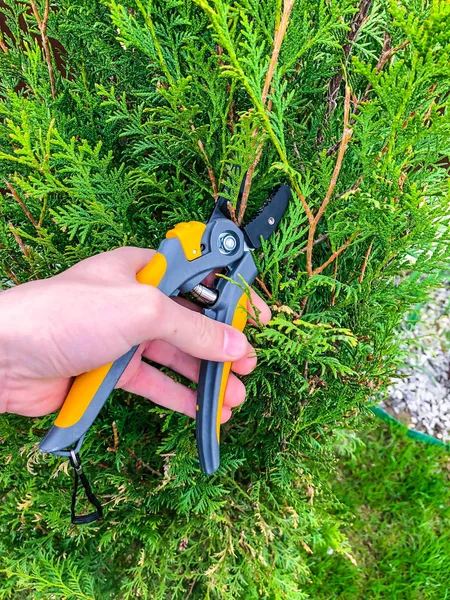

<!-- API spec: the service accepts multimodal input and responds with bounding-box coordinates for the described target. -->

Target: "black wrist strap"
[69,451,103,525]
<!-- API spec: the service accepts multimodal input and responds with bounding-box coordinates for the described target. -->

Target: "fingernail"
[223,329,247,358]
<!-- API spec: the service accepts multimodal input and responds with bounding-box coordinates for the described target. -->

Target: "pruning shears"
[39,178,290,521]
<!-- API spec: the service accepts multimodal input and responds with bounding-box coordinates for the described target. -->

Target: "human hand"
[0,247,270,421]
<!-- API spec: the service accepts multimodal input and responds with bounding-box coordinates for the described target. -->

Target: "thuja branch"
[237,0,295,225]
[359,239,373,283]
[190,124,218,200]
[30,0,56,99]
[0,35,8,54]
[317,0,373,144]
[313,233,358,276]
[306,84,353,277]
[5,181,39,228]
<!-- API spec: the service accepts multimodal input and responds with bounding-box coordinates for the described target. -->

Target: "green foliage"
[0,0,449,597]
[309,421,450,599]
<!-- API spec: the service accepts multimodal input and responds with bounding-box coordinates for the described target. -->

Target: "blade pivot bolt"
[218,232,238,254]
[268,217,275,225]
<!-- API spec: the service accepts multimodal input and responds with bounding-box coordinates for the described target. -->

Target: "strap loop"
[69,451,103,525]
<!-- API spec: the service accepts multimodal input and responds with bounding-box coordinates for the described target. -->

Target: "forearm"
[0,283,34,414]
[0,288,14,414]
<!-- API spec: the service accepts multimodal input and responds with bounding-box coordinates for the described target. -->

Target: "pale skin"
[0,247,271,421]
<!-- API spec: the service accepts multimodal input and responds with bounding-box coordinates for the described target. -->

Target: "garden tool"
[39,179,290,523]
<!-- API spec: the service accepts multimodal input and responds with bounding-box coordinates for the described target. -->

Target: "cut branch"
[30,0,56,99]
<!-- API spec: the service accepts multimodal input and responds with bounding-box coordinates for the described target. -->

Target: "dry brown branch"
[5,181,39,228]
[237,0,295,225]
[300,539,313,554]
[326,38,409,157]
[4,268,20,285]
[423,84,437,124]
[30,0,56,99]
[127,447,162,476]
[190,124,218,200]
[330,257,339,307]
[0,36,8,54]
[107,421,119,452]
[185,580,196,600]
[316,86,353,223]
[359,239,373,283]
[261,1,295,106]
[313,233,357,276]
[376,39,409,74]
[293,233,329,258]
[306,85,353,276]
[317,0,373,144]
[8,222,30,257]
[226,201,238,225]
[256,276,275,303]
[334,174,363,200]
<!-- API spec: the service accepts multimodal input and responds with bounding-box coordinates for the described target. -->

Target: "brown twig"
[334,174,363,201]
[190,124,218,200]
[0,36,8,54]
[226,201,238,225]
[293,233,329,257]
[107,421,119,453]
[330,257,339,307]
[8,222,30,257]
[312,233,357,276]
[237,0,296,225]
[185,580,196,600]
[306,85,353,277]
[4,268,20,285]
[317,0,373,144]
[127,447,162,477]
[30,0,56,99]
[359,239,373,283]
[326,38,409,157]
[5,181,39,228]
[256,276,279,304]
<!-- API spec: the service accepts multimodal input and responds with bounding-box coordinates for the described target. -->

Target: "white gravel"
[380,284,450,440]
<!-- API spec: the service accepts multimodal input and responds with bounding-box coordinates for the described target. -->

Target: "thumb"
[128,285,249,362]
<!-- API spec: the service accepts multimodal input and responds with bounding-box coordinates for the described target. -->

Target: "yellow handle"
[216,293,248,441]
[55,253,168,429]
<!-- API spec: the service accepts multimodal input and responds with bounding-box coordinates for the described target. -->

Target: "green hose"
[371,406,450,449]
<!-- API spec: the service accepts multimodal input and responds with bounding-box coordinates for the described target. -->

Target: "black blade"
[243,184,290,249]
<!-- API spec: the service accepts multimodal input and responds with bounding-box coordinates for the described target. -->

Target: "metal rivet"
[268,217,275,225]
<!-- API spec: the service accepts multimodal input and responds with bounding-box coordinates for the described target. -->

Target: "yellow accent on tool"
[216,293,248,442]
[55,254,167,428]
[136,252,167,285]
[55,363,114,427]
[166,221,206,261]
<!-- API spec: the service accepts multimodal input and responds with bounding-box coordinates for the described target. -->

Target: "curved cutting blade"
[243,184,291,249]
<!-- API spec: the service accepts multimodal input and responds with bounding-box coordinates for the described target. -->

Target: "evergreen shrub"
[0,0,449,597]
